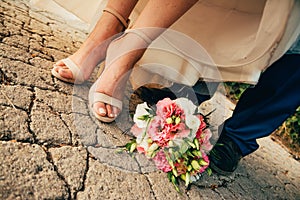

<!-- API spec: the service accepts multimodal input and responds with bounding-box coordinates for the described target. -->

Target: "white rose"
[185,114,200,138]
[134,102,151,128]
[174,98,197,115]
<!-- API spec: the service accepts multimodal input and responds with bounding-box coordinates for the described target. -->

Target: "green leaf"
[207,168,212,176]
[137,114,150,121]
[167,172,173,181]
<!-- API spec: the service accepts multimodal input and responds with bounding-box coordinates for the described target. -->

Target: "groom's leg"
[210,54,300,174]
[224,54,300,156]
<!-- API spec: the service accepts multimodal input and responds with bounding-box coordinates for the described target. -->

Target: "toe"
[112,106,120,118]
[58,67,73,79]
[95,102,107,117]
[106,104,115,118]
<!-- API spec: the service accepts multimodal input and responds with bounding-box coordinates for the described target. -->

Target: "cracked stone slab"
[30,102,71,145]
[92,120,132,147]
[49,146,87,199]
[24,18,52,36]
[43,35,77,54]
[35,87,72,113]
[61,113,98,146]
[2,20,22,35]
[76,158,154,200]
[0,105,32,141]
[0,43,31,63]
[134,153,157,174]
[187,185,224,200]
[2,34,30,50]
[239,137,300,199]
[87,146,141,173]
[0,141,69,199]
[29,56,54,71]
[0,57,55,90]
[0,84,33,110]
[146,171,190,199]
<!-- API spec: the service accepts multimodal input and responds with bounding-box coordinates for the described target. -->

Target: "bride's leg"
[92,0,198,119]
[53,0,138,81]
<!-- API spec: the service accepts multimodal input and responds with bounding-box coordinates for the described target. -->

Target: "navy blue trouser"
[222,54,300,156]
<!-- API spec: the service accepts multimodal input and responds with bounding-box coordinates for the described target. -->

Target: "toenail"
[99,108,106,114]
[109,113,114,118]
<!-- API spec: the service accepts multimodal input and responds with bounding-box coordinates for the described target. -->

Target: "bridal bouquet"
[126,98,213,192]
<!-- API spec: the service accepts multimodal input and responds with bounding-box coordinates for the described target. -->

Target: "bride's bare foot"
[89,30,150,121]
[52,9,128,83]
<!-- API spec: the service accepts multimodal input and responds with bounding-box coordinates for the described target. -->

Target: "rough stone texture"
[49,146,88,199]
[0,85,33,110]
[87,146,141,173]
[35,87,72,113]
[0,0,299,200]
[76,159,154,200]
[0,105,32,141]
[0,141,69,199]
[30,102,71,145]
[146,171,190,199]
[0,58,55,90]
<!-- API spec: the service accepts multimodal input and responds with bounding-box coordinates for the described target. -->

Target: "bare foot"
[53,12,125,81]
[90,31,148,120]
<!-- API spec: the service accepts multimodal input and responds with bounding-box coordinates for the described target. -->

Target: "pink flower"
[136,136,150,154]
[147,116,174,147]
[131,124,144,138]
[156,98,175,119]
[173,123,190,139]
[137,146,147,154]
[156,98,184,120]
[153,150,172,172]
[199,129,213,152]
[195,115,207,139]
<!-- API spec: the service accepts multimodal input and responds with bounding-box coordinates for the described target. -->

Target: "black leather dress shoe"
[209,134,242,175]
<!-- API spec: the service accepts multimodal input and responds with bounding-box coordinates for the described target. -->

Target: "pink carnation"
[195,115,207,139]
[153,150,172,172]
[156,98,184,120]
[199,129,213,152]
[173,123,190,139]
[130,124,144,138]
[148,116,173,147]
[156,98,175,119]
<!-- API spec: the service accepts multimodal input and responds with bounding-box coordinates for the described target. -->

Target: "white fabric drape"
[31,0,300,88]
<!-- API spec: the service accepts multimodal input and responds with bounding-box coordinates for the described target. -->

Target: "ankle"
[97,14,125,36]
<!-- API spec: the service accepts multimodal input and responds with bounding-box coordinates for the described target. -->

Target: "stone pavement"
[0,0,299,199]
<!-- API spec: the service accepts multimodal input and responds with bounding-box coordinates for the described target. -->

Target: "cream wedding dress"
[31,0,300,89]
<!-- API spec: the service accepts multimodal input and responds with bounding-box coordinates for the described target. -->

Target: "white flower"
[134,102,151,128]
[185,114,200,138]
[137,133,149,149]
[174,98,197,115]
